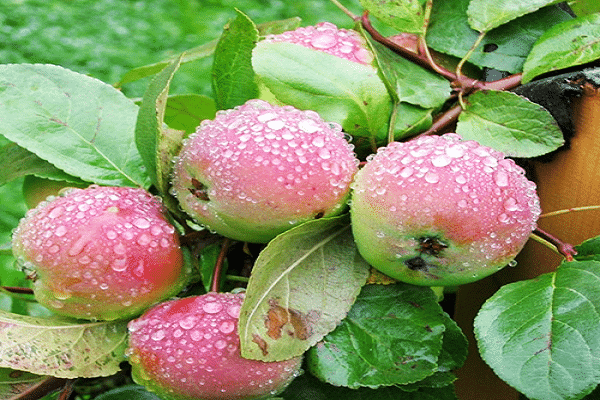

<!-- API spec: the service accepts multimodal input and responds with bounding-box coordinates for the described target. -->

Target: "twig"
[210,238,231,292]
[540,205,600,218]
[532,227,578,262]
[2,286,34,295]
[328,0,359,20]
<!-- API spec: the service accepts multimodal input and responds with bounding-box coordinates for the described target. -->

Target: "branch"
[210,238,231,292]
[533,227,578,262]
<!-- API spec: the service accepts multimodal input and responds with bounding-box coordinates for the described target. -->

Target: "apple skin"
[127,292,303,400]
[350,134,541,286]
[171,99,358,243]
[12,185,189,320]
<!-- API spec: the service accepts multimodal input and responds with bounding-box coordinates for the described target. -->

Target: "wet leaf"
[456,90,564,157]
[359,0,427,34]
[163,94,216,134]
[522,13,600,83]
[467,0,563,32]
[212,9,259,110]
[0,64,147,188]
[475,260,600,400]
[252,42,392,143]
[427,0,572,74]
[0,311,128,379]
[239,216,370,362]
[307,284,448,388]
[0,368,51,400]
[0,142,86,186]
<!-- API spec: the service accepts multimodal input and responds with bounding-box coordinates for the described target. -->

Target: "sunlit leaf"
[307,284,447,388]
[522,13,600,83]
[467,0,563,32]
[0,64,148,188]
[475,260,600,400]
[0,311,128,378]
[456,90,564,157]
[359,0,427,34]
[239,216,370,362]
[212,9,259,110]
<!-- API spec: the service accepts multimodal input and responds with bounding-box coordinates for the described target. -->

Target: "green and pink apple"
[350,133,541,286]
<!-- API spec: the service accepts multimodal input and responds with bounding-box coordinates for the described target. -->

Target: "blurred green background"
[0,0,360,309]
[0,0,361,98]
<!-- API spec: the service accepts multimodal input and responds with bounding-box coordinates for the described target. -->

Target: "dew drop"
[55,226,67,237]
[151,330,166,341]
[114,243,127,255]
[494,170,509,187]
[311,136,325,147]
[424,172,439,184]
[431,154,452,167]
[508,259,518,268]
[400,167,413,178]
[227,305,241,319]
[179,316,197,330]
[133,218,151,229]
[504,197,520,212]
[311,33,337,49]
[111,258,128,272]
[219,321,235,334]
[48,206,65,219]
[48,244,60,254]
[299,119,319,133]
[318,148,331,159]
[267,120,285,130]
[203,302,223,314]
[457,199,468,208]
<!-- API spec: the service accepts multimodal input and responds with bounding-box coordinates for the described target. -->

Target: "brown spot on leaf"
[264,299,319,341]
[252,334,269,356]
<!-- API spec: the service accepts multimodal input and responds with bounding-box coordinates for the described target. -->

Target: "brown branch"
[210,238,231,293]
[2,286,34,295]
[534,227,578,262]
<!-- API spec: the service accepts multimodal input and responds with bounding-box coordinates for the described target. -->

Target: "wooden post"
[453,82,600,399]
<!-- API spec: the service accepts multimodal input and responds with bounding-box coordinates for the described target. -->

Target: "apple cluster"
[10,22,541,400]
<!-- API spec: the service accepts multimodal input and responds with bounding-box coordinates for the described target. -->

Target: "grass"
[0,0,361,97]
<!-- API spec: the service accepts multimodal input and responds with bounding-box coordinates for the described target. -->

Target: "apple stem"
[532,227,578,262]
[210,238,231,292]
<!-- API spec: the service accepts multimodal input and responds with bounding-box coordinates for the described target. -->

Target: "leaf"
[238,216,370,362]
[135,55,182,189]
[522,13,600,83]
[281,371,458,400]
[467,0,563,32]
[0,142,86,186]
[475,260,600,400]
[212,9,259,110]
[370,41,451,109]
[164,94,216,134]
[359,0,427,34]
[307,284,447,388]
[253,42,392,142]
[456,90,564,157]
[0,311,128,378]
[0,369,57,400]
[94,385,162,400]
[574,236,600,262]
[0,64,148,187]
[114,17,301,88]
[427,0,573,74]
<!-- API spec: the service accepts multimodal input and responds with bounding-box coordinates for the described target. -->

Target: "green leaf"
[467,0,563,32]
[0,142,86,186]
[0,64,148,187]
[427,0,572,74]
[164,94,216,134]
[522,13,600,83]
[114,17,301,88]
[307,284,447,388]
[0,368,49,399]
[94,385,162,400]
[281,371,458,399]
[238,216,370,362]
[0,311,128,378]
[253,42,392,142]
[475,260,600,400]
[574,235,600,262]
[456,90,564,157]
[569,0,600,16]
[135,55,183,190]
[212,9,259,110]
[359,0,427,34]
[370,41,451,109]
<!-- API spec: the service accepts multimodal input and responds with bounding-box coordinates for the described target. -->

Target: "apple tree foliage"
[1,0,600,399]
